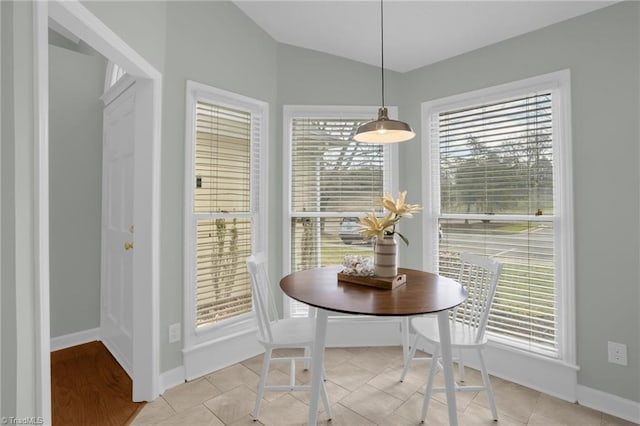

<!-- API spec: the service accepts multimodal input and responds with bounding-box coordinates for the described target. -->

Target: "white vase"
[374,235,398,277]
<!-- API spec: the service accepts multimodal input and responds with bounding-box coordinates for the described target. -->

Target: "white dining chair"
[246,254,332,422]
[401,253,502,422]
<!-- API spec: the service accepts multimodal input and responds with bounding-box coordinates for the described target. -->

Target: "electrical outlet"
[607,341,627,366]
[169,323,181,343]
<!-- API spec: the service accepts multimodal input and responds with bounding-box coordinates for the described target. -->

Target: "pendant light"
[354,0,415,144]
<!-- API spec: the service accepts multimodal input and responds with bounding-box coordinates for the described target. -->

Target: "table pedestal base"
[307,310,459,426]
[437,310,458,426]
[309,309,329,425]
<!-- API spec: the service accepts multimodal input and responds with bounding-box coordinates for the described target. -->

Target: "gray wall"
[1,0,17,416]
[83,0,398,374]
[398,2,640,402]
[3,0,637,415]
[160,1,279,372]
[274,43,404,313]
[48,44,105,338]
[82,0,166,74]
[1,0,37,417]
[75,0,640,404]
[276,43,402,106]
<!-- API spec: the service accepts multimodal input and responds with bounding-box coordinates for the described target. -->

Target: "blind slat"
[191,96,262,328]
[194,100,251,214]
[434,91,558,357]
[290,118,385,213]
[288,115,388,317]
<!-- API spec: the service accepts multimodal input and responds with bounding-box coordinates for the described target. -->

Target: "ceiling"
[234,1,616,73]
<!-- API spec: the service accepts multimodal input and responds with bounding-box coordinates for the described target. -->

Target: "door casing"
[35,1,162,421]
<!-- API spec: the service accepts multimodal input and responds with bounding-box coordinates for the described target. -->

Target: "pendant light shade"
[353,107,415,143]
[354,0,415,144]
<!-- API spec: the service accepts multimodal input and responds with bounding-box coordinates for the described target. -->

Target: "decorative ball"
[341,255,374,276]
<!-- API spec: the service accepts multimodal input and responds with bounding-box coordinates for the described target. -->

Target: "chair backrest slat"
[246,254,277,343]
[454,252,503,343]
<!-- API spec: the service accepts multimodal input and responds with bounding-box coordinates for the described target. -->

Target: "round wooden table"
[280,266,468,425]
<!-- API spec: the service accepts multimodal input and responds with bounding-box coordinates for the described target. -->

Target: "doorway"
[35,1,161,420]
[100,75,137,375]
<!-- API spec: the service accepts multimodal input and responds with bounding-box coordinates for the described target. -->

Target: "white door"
[101,81,136,377]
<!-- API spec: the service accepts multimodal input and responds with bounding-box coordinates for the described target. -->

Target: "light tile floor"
[132,346,637,426]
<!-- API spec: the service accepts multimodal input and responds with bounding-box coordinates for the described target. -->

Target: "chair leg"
[253,348,272,420]
[458,348,465,383]
[477,348,498,421]
[303,345,310,371]
[400,333,420,382]
[420,344,440,423]
[320,376,332,420]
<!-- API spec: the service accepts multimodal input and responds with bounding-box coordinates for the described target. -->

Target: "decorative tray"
[337,272,407,290]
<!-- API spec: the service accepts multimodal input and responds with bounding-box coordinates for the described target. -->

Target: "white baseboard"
[183,329,263,382]
[577,385,640,424]
[414,337,638,422]
[50,328,100,351]
[485,343,580,402]
[415,337,579,402]
[327,316,404,347]
[181,316,403,384]
[101,337,132,378]
[159,366,186,394]
[173,319,639,424]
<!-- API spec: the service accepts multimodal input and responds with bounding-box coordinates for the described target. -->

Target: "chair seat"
[257,317,316,347]
[402,254,502,423]
[246,254,332,421]
[411,316,488,348]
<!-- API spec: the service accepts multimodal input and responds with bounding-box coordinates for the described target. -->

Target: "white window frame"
[421,70,575,364]
[183,80,268,348]
[104,61,127,93]
[283,105,399,317]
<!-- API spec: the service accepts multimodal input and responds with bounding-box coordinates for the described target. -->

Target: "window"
[423,71,574,361]
[185,81,267,343]
[284,106,397,317]
[104,61,126,92]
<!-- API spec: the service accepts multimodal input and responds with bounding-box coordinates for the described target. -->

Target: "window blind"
[194,100,253,327]
[195,101,251,213]
[288,116,387,315]
[432,92,558,356]
[439,94,554,216]
[291,118,385,213]
[195,218,252,326]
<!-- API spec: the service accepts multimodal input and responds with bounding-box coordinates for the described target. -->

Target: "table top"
[280,266,467,316]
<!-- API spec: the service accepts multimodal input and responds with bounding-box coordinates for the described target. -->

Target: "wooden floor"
[51,341,145,426]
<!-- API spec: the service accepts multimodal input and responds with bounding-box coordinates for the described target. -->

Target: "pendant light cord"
[353,0,414,143]
[380,0,385,108]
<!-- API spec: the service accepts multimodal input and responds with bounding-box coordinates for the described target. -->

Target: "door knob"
[124,242,134,250]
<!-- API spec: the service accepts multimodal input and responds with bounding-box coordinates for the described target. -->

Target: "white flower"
[358,191,422,246]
